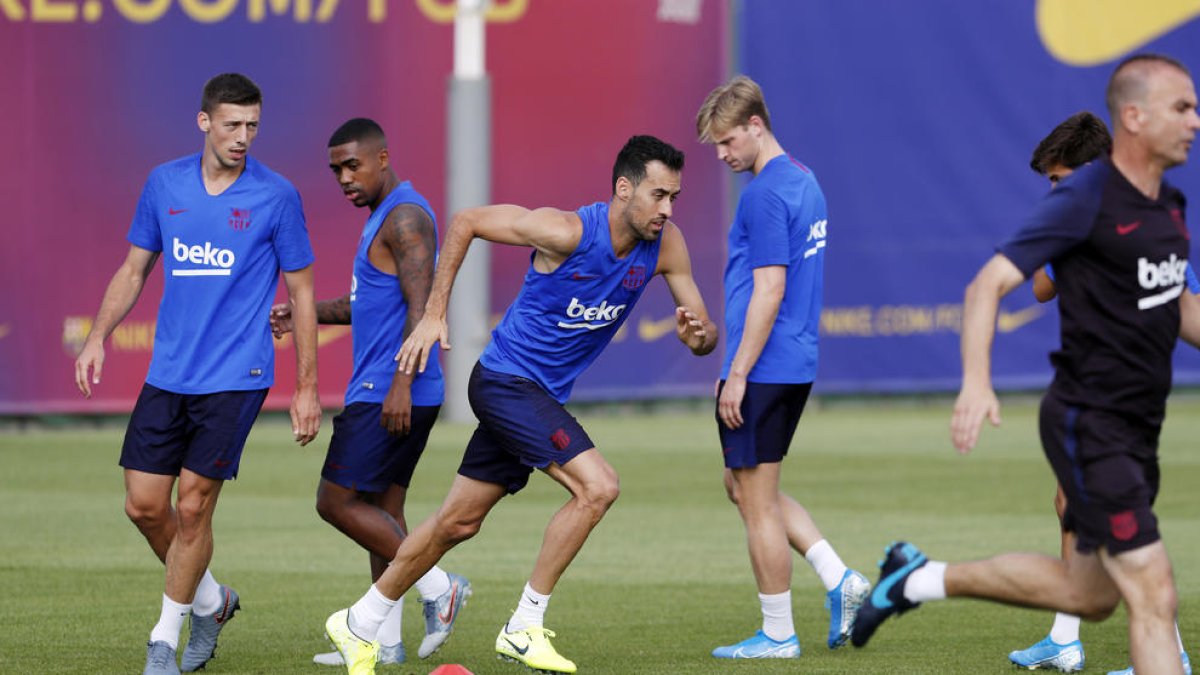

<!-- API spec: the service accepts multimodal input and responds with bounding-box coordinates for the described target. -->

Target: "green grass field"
[2,398,1198,674]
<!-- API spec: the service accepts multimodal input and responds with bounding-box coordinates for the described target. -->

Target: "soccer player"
[73,73,321,675]
[851,54,1200,675]
[322,135,719,675]
[695,75,870,659]
[1010,111,1195,675]
[269,118,469,666]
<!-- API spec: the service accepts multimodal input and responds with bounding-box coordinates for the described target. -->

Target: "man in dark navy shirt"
[850,54,1200,675]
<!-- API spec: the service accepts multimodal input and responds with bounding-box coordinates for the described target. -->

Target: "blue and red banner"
[5,0,1200,413]
[0,0,727,412]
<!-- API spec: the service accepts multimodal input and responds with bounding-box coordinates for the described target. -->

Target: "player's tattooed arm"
[382,204,437,334]
[270,294,349,337]
[316,295,352,324]
[380,204,436,434]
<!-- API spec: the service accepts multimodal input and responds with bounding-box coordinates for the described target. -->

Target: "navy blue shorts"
[120,383,268,481]
[322,402,441,492]
[457,362,594,494]
[717,381,812,469]
[1039,392,1161,555]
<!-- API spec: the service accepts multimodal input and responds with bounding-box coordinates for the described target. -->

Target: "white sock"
[902,561,947,603]
[378,597,404,648]
[507,583,550,632]
[759,590,795,641]
[1176,622,1186,653]
[805,539,849,592]
[1048,613,1080,644]
[348,584,396,642]
[191,570,223,616]
[149,594,191,649]
[414,567,451,602]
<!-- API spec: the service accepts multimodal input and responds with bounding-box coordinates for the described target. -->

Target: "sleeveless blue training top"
[480,201,661,403]
[345,182,444,406]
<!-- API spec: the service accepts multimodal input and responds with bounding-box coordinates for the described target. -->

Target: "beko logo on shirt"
[1138,254,1187,289]
[804,218,828,259]
[557,297,627,331]
[171,237,235,276]
[1137,253,1187,310]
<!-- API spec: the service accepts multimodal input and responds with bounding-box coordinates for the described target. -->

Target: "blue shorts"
[120,383,268,481]
[457,362,594,494]
[717,381,812,469]
[322,402,441,492]
[1040,392,1161,555]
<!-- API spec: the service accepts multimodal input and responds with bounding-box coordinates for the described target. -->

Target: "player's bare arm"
[720,264,785,430]
[656,221,718,356]
[283,264,322,446]
[75,245,160,398]
[396,205,583,375]
[951,253,1025,453]
[1180,287,1200,349]
[379,204,437,435]
[1032,266,1058,302]
[270,294,350,339]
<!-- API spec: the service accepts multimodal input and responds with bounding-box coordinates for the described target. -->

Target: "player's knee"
[439,515,483,545]
[124,496,169,530]
[174,495,214,535]
[1073,587,1121,621]
[580,475,620,514]
[723,473,740,505]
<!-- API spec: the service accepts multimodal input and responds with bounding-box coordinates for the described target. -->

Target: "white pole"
[445,0,491,423]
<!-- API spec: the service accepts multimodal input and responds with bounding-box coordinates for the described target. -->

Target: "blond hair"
[695,75,772,143]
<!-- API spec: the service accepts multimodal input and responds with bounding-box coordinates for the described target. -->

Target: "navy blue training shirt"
[1000,158,1189,426]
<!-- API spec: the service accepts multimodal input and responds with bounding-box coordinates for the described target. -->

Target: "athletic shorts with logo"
[1039,391,1161,554]
[120,383,268,481]
[457,362,593,494]
[717,381,812,469]
[322,402,441,492]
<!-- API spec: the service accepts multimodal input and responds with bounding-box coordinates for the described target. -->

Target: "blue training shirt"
[345,182,444,407]
[722,154,827,383]
[127,153,314,394]
[480,201,661,403]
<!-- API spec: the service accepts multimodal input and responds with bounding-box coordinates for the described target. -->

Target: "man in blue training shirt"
[852,54,1200,675]
[694,75,870,660]
[1011,111,1196,675]
[322,135,719,675]
[270,118,470,667]
[74,73,321,675]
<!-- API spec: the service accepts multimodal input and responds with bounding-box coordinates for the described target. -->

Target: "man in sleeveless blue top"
[1010,112,1196,674]
[270,118,469,667]
[323,135,719,674]
[852,55,1200,675]
[694,75,871,660]
[73,73,321,675]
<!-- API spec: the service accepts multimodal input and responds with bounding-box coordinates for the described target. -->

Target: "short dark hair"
[200,73,262,113]
[1105,53,1192,120]
[1029,111,1112,175]
[328,117,388,148]
[611,135,685,193]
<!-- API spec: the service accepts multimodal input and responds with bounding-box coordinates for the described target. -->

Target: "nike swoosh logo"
[869,554,927,610]
[997,305,1046,333]
[637,315,676,341]
[168,208,188,215]
[1116,221,1142,235]
[571,273,598,280]
[503,637,529,655]
[438,587,458,623]
[1037,0,1200,66]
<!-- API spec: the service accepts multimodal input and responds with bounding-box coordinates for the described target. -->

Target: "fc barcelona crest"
[229,208,252,231]
[623,265,647,290]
